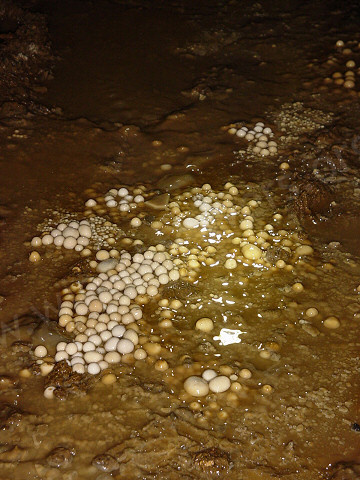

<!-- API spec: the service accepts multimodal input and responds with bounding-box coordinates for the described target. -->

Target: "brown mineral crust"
[0,403,23,430]
[328,462,360,480]
[11,341,32,353]
[0,374,16,390]
[30,362,42,376]
[45,360,93,398]
[162,280,198,300]
[0,444,27,462]
[193,447,232,473]
[91,453,119,473]
[265,245,291,264]
[292,174,333,218]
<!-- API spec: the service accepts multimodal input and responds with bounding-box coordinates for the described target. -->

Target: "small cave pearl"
[202,369,217,382]
[34,345,47,358]
[29,251,41,263]
[323,316,340,329]
[195,318,214,332]
[242,244,262,260]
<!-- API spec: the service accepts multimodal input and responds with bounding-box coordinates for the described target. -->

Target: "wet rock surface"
[162,280,198,300]
[0,374,16,390]
[156,174,195,192]
[0,0,54,110]
[328,462,360,480]
[0,403,23,430]
[91,454,119,473]
[46,446,74,468]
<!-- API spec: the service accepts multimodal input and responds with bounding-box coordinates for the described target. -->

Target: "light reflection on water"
[213,327,245,346]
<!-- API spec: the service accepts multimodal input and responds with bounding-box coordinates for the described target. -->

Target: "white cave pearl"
[63,237,77,250]
[79,224,92,238]
[112,325,126,338]
[84,351,103,364]
[42,234,53,245]
[209,375,231,393]
[104,337,119,352]
[104,351,121,364]
[34,345,48,358]
[182,217,199,229]
[63,227,79,239]
[202,369,217,382]
[65,343,78,356]
[87,363,101,375]
[184,376,209,397]
[116,338,134,354]
[242,244,262,260]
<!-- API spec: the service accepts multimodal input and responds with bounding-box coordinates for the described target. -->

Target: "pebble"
[54,351,68,362]
[96,250,110,261]
[130,217,142,227]
[104,337,119,352]
[79,225,92,238]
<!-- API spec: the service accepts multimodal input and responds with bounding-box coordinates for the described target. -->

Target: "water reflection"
[213,327,245,346]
